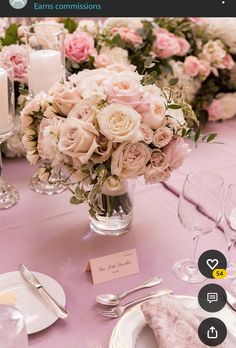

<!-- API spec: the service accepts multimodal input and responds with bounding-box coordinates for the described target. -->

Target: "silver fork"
[96,288,173,318]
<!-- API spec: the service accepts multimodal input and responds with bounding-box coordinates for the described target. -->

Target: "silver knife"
[18,264,69,319]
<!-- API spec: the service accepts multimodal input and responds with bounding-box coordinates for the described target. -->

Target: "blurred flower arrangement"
[1,17,235,158]
[21,66,209,219]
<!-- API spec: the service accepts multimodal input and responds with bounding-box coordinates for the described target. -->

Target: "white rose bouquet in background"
[21,67,213,221]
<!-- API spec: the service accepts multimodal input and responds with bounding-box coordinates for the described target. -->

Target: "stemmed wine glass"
[173,170,224,283]
[0,60,19,209]
[224,184,236,283]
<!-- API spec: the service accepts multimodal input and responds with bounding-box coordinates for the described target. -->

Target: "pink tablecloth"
[1,119,236,347]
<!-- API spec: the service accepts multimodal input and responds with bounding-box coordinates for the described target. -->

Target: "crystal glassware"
[25,22,66,195]
[173,170,224,283]
[0,305,28,348]
[224,184,236,282]
[0,60,19,209]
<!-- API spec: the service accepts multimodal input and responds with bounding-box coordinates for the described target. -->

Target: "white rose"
[166,106,185,125]
[97,103,141,143]
[100,46,129,66]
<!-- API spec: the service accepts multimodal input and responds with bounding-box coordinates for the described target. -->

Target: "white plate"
[109,295,236,348]
[0,271,66,334]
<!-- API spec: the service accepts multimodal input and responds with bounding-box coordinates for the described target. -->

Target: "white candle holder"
[0,60,19,209]
[25,23,67,195]
[25,23,66,97]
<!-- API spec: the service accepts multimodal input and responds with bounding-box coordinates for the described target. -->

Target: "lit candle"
[0,68,9,133]
[28,49,65,95]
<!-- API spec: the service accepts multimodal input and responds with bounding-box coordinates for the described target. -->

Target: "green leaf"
[60,18,78,33]
[1,24,19,46]
[168,104,182,109]
[70,196,80,205]
[194,127,201,142]
[169,77,179,86]
[207,133,217,143]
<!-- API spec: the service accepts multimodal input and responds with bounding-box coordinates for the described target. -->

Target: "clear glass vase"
[89,180,135,236]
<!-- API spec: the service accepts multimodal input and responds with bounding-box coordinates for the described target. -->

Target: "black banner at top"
[1,0,236,17]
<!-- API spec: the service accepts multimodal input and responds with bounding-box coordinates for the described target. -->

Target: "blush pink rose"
[94,54,111,68]
[199,60,211,80]
[65,31,97,63]
[183,56,201,77]
[139,93,166,130]
[111,27,143,47]
[58,118,98,167]
[111,141,151,178]
[177,37,190,56]
[1,44,27,83]
[50,82,81,115]
[102,72,143,108]
[153,127,173,148]
[163,138,191,170]
[222,54,235,70]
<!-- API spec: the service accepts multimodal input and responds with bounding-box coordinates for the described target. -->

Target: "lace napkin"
[141,295,232,348]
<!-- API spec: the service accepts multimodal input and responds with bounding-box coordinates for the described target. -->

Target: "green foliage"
[1,24,19,46]
[60,18,77,33]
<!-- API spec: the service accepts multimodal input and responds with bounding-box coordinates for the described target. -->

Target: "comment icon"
[207,293,218,304]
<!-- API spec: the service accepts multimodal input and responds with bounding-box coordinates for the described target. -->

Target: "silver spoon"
[96,277,162,306]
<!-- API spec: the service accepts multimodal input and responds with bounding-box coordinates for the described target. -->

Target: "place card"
[86,249,139,284]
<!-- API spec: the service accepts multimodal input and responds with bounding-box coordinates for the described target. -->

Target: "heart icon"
[206,259,219,270]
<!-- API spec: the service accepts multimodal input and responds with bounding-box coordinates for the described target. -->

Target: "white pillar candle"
[28,49,65,95]
[0,68,9,133]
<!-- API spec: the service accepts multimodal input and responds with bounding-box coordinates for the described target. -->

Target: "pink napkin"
[141,295,231,348]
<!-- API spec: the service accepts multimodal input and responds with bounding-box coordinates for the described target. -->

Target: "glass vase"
[89,180,135,236]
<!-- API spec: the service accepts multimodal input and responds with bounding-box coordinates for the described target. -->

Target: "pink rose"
[153,29,180,59]
[222,54,235,70]
[199,60,211,80]
[111,141,151,178]
[68,100,96,122]
[139,92,166,129]
[153,127,173,148]
[152,29,190,59]
[140,123,154,144]
[183,56,201,77]
[58,118,98,167]
[1,45,27,83]
[177,37,190,56]
[144,149,170,184]
[65,31,97,63]
[50,82,81,115]
[102,72,143,108]
[205,99,221,121]
[163,138,191,170]
[111,27,143,47]
[91,134,113,164]
[94,54,111,68]
[144,166,171,185]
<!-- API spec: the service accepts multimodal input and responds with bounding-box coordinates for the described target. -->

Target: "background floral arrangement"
[21,66,205,217]
[1,17,235,157]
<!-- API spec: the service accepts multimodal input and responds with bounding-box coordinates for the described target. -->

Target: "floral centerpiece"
[21,66,211,235]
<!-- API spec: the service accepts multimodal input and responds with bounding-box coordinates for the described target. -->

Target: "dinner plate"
[0,271,66,334]
[109,295,236,348]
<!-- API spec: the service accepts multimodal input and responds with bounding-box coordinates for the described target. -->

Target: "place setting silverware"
[18,264,69,319]
[96,276,162,306]
[96,288,173,318]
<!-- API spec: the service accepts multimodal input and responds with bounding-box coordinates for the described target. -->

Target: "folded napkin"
[141,295,231,348]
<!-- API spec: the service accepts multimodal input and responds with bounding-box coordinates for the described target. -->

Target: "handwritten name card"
[87,249,139,284]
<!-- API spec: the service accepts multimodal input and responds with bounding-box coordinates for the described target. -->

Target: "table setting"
[1,16,236,348]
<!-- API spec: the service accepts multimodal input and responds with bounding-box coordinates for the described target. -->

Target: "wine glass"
[0,60,19,209]
[224,184,236,283]
[0,305,28,348]
[173,170,224,283]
